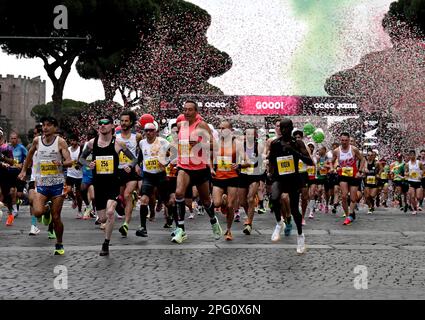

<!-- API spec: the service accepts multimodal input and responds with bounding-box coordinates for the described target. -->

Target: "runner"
[306,143,318,219]
[116,111,142,237]
[404,150,424,215]
[81,129,97,220]
[0,129,16,226]
[9,132,28,217]
[327,142,341,214]
[419,149,425,209]
[331,132,365,225]
[238,128,266,236]
[363,149,382,214]
[18,116,73,255]
[66,134,83,218]
[172,100,222,243]
[315,146,331,214]
[267,118,313,254]
[79,115,137,256]
[390,152,408,212]
[378,158,390,208]
[136,122,170,237]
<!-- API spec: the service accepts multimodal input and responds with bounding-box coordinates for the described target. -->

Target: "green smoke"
[288,0,361,95]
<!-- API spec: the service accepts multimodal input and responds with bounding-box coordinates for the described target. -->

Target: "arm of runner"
[115,140,137,167]
[78,139,94,168]
[57,137,73,167]
[294,140,314,165]
[353,147,365,178]
[18,137,38,180]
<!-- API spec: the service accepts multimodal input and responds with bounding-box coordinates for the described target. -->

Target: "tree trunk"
[101,77,116,101]
[51,81,65,121]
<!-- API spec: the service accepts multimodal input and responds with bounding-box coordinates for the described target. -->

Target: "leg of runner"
[137,194,150,237]
[281,193,292,235]
[244,181,260,235]
[197,180,222,240]
[119,181,138,237]
[339,181,350,218]
[270,181,285,242]
[173,170,191,243]
[28,183,40,236]
[50,195,65,255]
[100,199,118,256]
[224,186,238,241]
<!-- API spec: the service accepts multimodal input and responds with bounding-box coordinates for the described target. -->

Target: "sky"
[0,0,394,104]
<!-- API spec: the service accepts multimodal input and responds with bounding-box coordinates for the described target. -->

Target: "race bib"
[179,140,190,158]
[277,156,295,175]
[298,161,306,172]
[145,158,160,171]
[40,161,59,176]
[96,156,114,174]
[119,152,133,164]
[366,176,376,185]
[380,172,388,180]
[319,168,328,175]
[241,164,255,175]
[307,166,315,176]
[13,158,20,166]
[342,167,354,177]
[217,156,232,172]
[410,171,419,179]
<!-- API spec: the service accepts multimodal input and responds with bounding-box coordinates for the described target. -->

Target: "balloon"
[114,125,121,133]
[139,114,154,129]
[303,123,315,136]
[312,128,325,143]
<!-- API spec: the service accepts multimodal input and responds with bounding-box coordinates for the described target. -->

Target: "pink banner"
[239,96,301,115]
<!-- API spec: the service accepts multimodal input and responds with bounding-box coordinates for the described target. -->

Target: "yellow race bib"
[241,164,255,175]
[307,166,315,176]
[96,156,114,174]
[179,140,191,157]
[319,168,328,175]
[119,152,132,164]
[342,167,354,177]
[380,172,388,180]
[277,156,295,175]
[410,171,419,180]
[145,158,160,171]
[40,161,59,176]
[366,176,376,185]
[217,156,232,172]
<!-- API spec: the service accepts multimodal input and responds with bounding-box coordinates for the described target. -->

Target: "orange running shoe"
[6,214,14,226]
[224,230,233,241]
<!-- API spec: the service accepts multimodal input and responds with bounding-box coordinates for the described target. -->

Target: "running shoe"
[48,230,56,239]
[99,243,109,256]
[297,234,306,254]
[171,227,187,244]
[224,230,233,241]
[42,204,52,226]
[197,206,205,216]
[163,221,173,229]
[412,211,417,215]
[257,207,266,215]
[234,211,241,222]
[243,224,252,235]
[83,207,92,219]
[418,207,423,212]
[367,208,372,215]
[212,220,223,240]
[404,205,408,213]
[188,212,195,219]
[284,222,292,236]
[332,206,337,214]
[29,225,41,236]
[343,216,354,225]
[6,214,14,226]
[119,223,129,237]
[271,222,285,242]
[135,226,148,237]
[54,244,65,255]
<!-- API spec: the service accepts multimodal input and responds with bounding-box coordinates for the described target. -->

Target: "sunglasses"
[144,129,155,132]
[98,119,111,125]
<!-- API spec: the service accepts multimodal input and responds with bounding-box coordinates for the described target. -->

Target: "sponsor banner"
[239,96,301,115]
[300,97,361,116]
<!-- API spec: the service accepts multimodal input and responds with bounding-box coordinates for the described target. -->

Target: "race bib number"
[241,164,255,175]
[217,156,232,172]
[145,158,160,171]
[96,156,114,174]
[13,158,20,166]
[380,172,388,180]
[366,176,376,185]
[410,171,419,179]
[298,161,306,172]
[119,152,132,164]
[277,156,295,175]
[342,167,354,177]
[307,166,315,176]
[40,161,59,176]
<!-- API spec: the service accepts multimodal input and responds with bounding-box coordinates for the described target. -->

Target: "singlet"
[116,132,138,169]
[215,139,238,180]
[139,137,170,174]
[269,137,302,181]
[316,155,329,180]
[92,136,119,181]
[365,161,378,185]
[82,141,93,174]
[177,118,208,170]
[421,159,425,179]
[35,136,64,187]
[380,164,390,180]
[67,146,83,179]
[337,146,358,178]
[407,160,422,182]
[241,139,263,176]
[390,161,405,181]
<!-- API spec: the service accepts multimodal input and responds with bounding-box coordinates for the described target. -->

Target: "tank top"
[139,137,169,174]
[36,136,64,187]
[67,146,83,179]
[365,161,378,185]
[116,132,138,169]
[92,136,119,180]
[391,161,404,181]
[215,140,238,180]
[177,118,207,170]
[338,146,358,178]
[241,140,262,176]
[380,164,390,180]
[316,156,328,179]
[408,160,422,182]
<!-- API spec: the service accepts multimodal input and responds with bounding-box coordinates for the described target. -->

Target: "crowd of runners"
[1,100,424,256]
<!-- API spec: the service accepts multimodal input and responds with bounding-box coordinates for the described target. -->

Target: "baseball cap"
[144,122,156,130]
